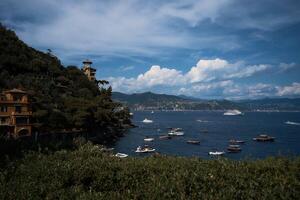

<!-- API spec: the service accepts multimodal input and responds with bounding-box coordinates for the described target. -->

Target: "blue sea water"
[114,111,300,159]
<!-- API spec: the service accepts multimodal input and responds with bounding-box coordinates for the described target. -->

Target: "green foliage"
[0,143,299,199]
[0,24,132,140]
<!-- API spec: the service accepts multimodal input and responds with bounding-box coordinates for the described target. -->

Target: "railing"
[11,111,32,115]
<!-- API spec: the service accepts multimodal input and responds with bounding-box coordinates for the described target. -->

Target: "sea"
[114,111,300,159]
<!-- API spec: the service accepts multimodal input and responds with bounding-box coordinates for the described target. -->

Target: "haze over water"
[114,111,300,159]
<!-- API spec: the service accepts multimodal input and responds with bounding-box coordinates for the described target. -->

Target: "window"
[15,106,21,113]
[16,117,28,124]
[0,106,7,112]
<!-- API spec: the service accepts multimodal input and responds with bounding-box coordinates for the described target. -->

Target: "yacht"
[227,145,242,153]
[168,128,184,136]
[142,118,153,123]
[209,151,225,156]
[224,109,243,116]
[253,134,275,142]
[135,145,156,153]
[115,153,128,158]
[229,139,245,144]
[186,140,200,145]
[285,121,300,126]
[144,137,154,142]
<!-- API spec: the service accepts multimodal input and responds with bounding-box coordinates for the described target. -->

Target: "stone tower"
[82,59,96,81]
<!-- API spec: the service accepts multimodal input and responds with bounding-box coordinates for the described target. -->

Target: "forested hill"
[0,24,131,140]
[112,92,300,111]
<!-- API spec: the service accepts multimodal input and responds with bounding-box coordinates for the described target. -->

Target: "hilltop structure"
[0,89,32,138]
[82,59,96,81]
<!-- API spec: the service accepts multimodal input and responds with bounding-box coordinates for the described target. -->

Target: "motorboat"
[227,145,242,153]
[168,130,184,136]
[144,137,154,142]
[142,118,153,123]
[129,112,134,116]
[253,134,275,142]
[159,135,172,139]
[224,109,243,116]
[135,145,156,153]
[285,121,300,126]
[115,153,128,158]
[168,128,184,136]
[186,140,200,145]
[209,151,225,156]
[229,139,245,144]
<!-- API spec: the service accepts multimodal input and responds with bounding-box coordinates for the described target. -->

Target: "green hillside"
[0,24,131,141]
[0,143,299,199]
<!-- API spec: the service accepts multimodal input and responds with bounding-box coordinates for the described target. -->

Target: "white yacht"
[142,118,153,123]
[285,121,300,126]
[209,151,225,156]
[135,145,156,153]
[168,128,184,136]
[115,153,128,158]
[144,137,154,142]
[224,109,243,116]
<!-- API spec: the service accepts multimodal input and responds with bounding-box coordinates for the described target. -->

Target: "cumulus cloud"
[276,83,300,96]
[105,58,272,94]
[278,62,296,72]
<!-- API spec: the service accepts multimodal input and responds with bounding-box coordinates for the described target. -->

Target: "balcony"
[11,111,32,116]
[0,100,29,104]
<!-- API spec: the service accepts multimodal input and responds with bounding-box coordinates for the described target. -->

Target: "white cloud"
[106,58,272,94]
[276,82,300,96]
[225,64,271,79]
[278,62,296,72]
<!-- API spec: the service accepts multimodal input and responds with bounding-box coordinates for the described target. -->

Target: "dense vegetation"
[0,24,132,141]
[0,142,299,199]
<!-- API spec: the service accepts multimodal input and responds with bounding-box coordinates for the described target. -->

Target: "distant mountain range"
[112,92,300,111]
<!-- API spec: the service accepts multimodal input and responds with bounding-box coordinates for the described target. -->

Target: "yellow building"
[82,59,96,81]
[0,89,32,138]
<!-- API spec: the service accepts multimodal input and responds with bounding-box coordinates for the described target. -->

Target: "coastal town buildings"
[0,89,32,138]
[82,59,96,81]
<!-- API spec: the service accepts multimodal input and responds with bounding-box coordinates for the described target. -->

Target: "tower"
[82,59,96,81]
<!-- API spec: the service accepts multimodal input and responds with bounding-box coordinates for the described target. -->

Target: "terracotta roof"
[83,59,92,64]
[4,88,27,94]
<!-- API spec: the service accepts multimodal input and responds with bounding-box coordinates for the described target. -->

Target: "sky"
[1,0,300,99]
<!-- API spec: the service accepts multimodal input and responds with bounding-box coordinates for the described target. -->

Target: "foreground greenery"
[0,142,299,200]
[0,24,132,140]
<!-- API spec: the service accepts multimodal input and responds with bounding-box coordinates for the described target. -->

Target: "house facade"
[0,89,32,138]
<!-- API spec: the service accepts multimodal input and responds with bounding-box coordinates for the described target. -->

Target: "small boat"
[229,139,245,144]
[209,151,225,156]
[168,131,184,136]
[187,140,200,145]
[285,121,300,126]
[142,118,153,123]
[151,111,154,114]
[227,145,242,153]
[129,112,134,116]
[168,128,184,136]
[115,153,128,158]
[159,135,172,139]
[144,137,154,142]
[224,109,243,116]
[253,134,275,142]
[135,145,156,153]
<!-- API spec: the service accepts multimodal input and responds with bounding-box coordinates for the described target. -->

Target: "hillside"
[112,92,300,111]
[0,143,299,199]
[0,24,131,141]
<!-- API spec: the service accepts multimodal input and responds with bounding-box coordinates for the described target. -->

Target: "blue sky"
[1,0,300,99]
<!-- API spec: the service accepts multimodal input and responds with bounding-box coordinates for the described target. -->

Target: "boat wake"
[285,121,300,126]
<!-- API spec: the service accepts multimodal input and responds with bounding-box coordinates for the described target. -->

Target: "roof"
[83,59,92,64]
[4,88,27,94]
